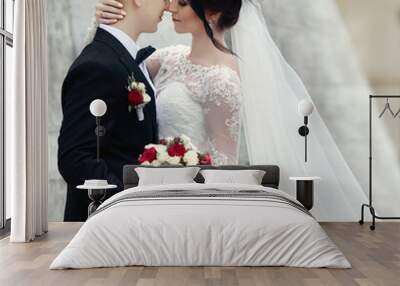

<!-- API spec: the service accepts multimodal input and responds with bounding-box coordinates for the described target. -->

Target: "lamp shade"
[90,99,107,117]
[298,99,314,116]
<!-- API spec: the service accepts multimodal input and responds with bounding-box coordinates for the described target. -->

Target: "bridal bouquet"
[127,74,151,121]
[139,135,213,166]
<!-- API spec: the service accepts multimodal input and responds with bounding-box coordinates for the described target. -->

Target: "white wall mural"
[48,0,400,221]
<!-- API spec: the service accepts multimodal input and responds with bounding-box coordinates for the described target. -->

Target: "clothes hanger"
[379,98,395,118]
[394,107,400,118]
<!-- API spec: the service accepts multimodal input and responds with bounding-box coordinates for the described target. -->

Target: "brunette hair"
[189,0,242,54]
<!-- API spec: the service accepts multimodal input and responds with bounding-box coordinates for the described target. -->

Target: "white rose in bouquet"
[183,150,199,166]
[151,160,162,167]
[156,144,167,153]
[157,150,170,163]
[180,134,192,146]
[167,156,181,165]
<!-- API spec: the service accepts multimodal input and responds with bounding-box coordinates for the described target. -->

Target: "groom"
[58,0,168,222]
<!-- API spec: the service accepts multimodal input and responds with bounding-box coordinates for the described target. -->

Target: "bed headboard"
[123,165,280,190]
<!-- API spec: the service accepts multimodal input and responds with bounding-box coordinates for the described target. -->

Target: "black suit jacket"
[58,28,158,222]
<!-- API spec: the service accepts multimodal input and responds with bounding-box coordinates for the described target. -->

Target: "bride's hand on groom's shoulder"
[96,0,127,25]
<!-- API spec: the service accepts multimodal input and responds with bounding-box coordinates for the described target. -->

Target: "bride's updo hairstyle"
[189,0,242,55]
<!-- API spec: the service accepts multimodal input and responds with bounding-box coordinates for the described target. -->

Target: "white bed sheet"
[50,183,350,269]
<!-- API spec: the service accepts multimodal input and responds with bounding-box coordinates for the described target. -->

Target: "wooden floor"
[0,223,399,286]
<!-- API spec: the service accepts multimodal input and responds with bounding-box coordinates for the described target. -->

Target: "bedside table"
[289,177,321,210]
[77,180,117,216]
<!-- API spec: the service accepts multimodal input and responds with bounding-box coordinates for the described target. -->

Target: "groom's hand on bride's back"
[96,0,126,25]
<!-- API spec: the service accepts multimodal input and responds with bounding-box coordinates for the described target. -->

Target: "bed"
[50,165,350,269]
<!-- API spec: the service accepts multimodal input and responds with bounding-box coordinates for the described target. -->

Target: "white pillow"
[135,167,201,186]
[200,169,266,185]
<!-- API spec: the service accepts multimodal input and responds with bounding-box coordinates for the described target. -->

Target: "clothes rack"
[359,95,400,230]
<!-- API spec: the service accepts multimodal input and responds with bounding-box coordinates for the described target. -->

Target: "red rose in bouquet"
[199,153,212,165]
[167,143,186,157]
[139,147,157,164]
[128,90,144,106]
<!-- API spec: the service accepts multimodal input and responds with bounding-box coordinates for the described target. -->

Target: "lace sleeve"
[204,71,242,165]
[85,17,98,45]
[146,47,175,80]
[146,45,190,80]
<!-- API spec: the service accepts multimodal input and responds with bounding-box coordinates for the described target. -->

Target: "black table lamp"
[90,99,107,162]
[298,99,314,162]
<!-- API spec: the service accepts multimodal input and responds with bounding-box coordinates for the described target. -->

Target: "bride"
[94,0,243,166]
[95,0,368,220]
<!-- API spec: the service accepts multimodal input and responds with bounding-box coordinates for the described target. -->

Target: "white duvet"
[50,183,351,269]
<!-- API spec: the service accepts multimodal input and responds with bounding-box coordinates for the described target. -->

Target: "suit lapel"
[93,28,155,97]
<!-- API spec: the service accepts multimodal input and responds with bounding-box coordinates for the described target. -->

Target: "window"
[0,0,14,234]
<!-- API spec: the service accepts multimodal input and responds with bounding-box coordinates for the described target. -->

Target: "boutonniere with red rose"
[138,134,213,166]
[127,74,151,121]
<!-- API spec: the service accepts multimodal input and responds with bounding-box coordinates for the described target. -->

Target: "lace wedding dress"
[147,45,242,165]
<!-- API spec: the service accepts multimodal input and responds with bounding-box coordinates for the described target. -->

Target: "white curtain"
[7,0,49,242]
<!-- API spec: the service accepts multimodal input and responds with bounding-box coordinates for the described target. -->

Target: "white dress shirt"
[99,24,156,93]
